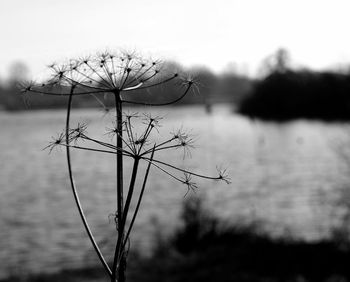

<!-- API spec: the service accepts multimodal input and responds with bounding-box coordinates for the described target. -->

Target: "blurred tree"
[0,62,30,110]
[259,48,291,77]
[8,61,30,85]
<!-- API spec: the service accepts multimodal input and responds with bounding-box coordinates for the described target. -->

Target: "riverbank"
[3,198,350,282]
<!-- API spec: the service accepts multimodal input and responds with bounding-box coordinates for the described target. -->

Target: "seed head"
[182,173,198,196]
[69,122,88,143]
[216,167,231,184]
[43,132,65,153]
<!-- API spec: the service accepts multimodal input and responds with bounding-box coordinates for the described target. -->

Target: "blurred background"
[2,1,350,281]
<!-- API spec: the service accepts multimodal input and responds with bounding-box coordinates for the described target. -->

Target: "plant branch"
[122,147,155,250]
[112,157,139,282]
[65,86,112,277]
[141,156,222,181]
[122,82,192,106]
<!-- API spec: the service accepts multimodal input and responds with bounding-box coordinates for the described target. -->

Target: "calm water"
[0,105,349,278]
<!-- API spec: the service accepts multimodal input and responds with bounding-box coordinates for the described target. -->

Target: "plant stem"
[112,157,140,282]
[112,91,126,282]
[115,91,124,229]
[122,146,155,250]
[65,86,112,277]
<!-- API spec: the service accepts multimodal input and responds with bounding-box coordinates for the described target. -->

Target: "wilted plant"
[23,50,230,282]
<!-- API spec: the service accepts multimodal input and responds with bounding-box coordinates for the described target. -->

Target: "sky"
[1,0,350,80]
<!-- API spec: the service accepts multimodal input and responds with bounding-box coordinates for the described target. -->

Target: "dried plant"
[23,50,230,282]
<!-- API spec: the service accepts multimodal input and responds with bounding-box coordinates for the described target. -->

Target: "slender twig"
[142,157,185,183]
[65,86,112,277]
[112,91,125,282]
[122,82,191,106]
[128,73,177,91]
[140,156,222,180]
[60,143,133,158]
[26,87,108,96]
[112,157,139,282]
[122,146,155,250]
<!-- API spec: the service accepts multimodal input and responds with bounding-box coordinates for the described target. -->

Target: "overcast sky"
[1,0,350,79]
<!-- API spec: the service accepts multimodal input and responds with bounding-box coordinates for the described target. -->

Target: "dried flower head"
[216,166,231,184]
[69,122,88,143]
[25,49,230,282]
[182,173,198,196]
[43,132,65,153]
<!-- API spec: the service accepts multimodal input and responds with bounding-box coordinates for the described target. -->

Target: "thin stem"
[124,118,137,153]
[89,93,109,110]
[60,143,133,158]
[60,72,109,92]
[122,147,155,250]
[115,131,136,154]
[137,120,154,155]
[73,68,110,88]
[123,74,177,92]
[111,91,125,282]
[130,71,158,87]
[118,57,132,89]
[142,158,184,183]
[122,82,192,106]
[120,70,131,90]
[101,61,116,88]
[110,55,118,86]
[141,137,176,155]
[122,82,143,91]
[85,61,111,87]
[28,88,108,96]
[140,156,222,180]
[121,157,140,234]
[143,144,182,155]
[113,157,139,279]
[81,135,119,151]
[127,63,154,85]
[65,86,112,277]
[116,92,124,222]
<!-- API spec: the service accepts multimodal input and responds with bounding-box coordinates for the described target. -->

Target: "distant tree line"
[239,49,350,121]
[0,61,253,111]
[4,50,350,120]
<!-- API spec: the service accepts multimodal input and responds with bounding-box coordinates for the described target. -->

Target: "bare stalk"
[112,157,140,282]
[122,146,155,250]
[65,86,112,277]
[112,90,126,282]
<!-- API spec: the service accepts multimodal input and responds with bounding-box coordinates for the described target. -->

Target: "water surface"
[0,105,349,278]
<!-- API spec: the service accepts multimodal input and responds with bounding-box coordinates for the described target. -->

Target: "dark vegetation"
[239,70,350,121]
[0,62,252,111]
[4,197,350,282]
[239,49,350,121]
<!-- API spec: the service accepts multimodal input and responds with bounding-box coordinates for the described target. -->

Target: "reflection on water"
[0,105,349,278]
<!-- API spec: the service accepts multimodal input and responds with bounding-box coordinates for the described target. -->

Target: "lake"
[0,104,349,279]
